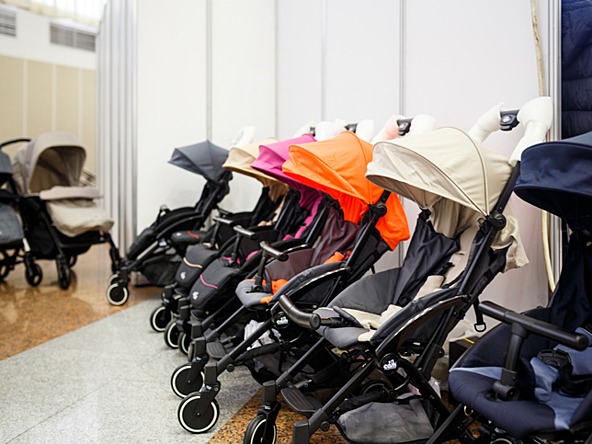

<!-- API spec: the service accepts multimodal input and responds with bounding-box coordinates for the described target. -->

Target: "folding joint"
[203,362,218,386]
[190,320,204,339]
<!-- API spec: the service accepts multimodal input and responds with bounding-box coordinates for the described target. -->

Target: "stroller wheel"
[171,363,204,398]
[178,331,191,356]
[150,305,171,332]
[177,393,219,434]
[106,283,129,306]
[108,273,119,286]
[25,262,43,287]
[164,320,180,349]
[57,263,71,290]
[244,414,277,444]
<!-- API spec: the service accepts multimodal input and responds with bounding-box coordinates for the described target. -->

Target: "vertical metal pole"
[399,0,406,119]
[397,0,407,267]
[548,0,563,285]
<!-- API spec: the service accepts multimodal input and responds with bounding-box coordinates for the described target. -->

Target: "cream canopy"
[366,127,527,271]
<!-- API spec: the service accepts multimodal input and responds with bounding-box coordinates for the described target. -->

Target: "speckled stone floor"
[0,243,470,443]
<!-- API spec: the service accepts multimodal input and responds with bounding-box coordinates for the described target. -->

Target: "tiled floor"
[0,245,349,443]
[0,244,465,443]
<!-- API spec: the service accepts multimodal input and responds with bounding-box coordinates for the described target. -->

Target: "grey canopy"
[169,140,230,183]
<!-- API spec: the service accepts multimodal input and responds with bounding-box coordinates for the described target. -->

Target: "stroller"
[241,98,551,444]
[174,127,411,434]
[150,137,294,333]
[428,130,592,443]
[164,133,327,351]
[154,138,305,346]
[0,139,25,280]
[107,140,235,305]
[10,132,118,290]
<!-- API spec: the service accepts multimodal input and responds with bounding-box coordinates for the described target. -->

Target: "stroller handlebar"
[0,138,31,150]
[278,294,314,329]
[233,225,258,240]
[260,241,289,262]
[480,301,589,350]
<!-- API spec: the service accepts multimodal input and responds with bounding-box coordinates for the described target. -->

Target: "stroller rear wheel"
[150,305,171,332]
[244,414,277,444]
[57,261,71,290]
[164,320,180,349]
[106,283,129,306]
[178,331,191,356]
[177,393,220,434]
[171,363,204,398]
[24,262,43,286]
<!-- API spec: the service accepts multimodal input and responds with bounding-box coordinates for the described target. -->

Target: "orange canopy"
[282,131,409,250]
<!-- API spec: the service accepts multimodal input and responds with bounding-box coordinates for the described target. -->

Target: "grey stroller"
[0,139,25,280]
[11,132,119,289]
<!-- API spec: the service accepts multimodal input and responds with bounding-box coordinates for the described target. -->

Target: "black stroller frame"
[107,169,233,305]
[247,165,520,444]
[170,195,340,392]
[157,188,307,351]
[236,110,533,443]
[175,191,394,434]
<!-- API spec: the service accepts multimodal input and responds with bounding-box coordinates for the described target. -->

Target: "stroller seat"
[431,129,592,443]
[316,223,477,349]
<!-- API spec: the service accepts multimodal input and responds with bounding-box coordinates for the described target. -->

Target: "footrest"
[281,387,322,417]
[206,341,228,360]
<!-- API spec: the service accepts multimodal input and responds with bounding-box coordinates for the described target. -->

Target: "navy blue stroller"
[429,131,592,443]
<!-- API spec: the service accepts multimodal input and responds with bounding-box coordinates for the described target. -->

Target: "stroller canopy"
[222,138,288,201]
[251,134,323,213]
[15,132,86,194]
[367,127,526,270]
[514,131,592,229]
[283,131,410,250]
[169,140,230,184]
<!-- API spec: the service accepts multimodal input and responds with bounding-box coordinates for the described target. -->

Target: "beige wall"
[0,54,96,172]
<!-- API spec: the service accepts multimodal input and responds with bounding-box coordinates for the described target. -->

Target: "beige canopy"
[366,127,527,271]
[13,132,86,195]
[222,138,288,201]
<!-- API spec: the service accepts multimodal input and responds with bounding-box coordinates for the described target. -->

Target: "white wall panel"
[404,0,549,313]
[136,0,207,231]
[276,0,323,139]
[211,0,276,213]
[325,0,400,129]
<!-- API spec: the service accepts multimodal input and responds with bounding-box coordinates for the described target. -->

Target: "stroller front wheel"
[178,331,191,356]
[57,262,71,290]
[244,414,277,444]
[171,363,204,398]
[106,283,129,306]
[164,320,180,349]
[150,305,171,332]
[177,393,219,434]
[25,262,43,287]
